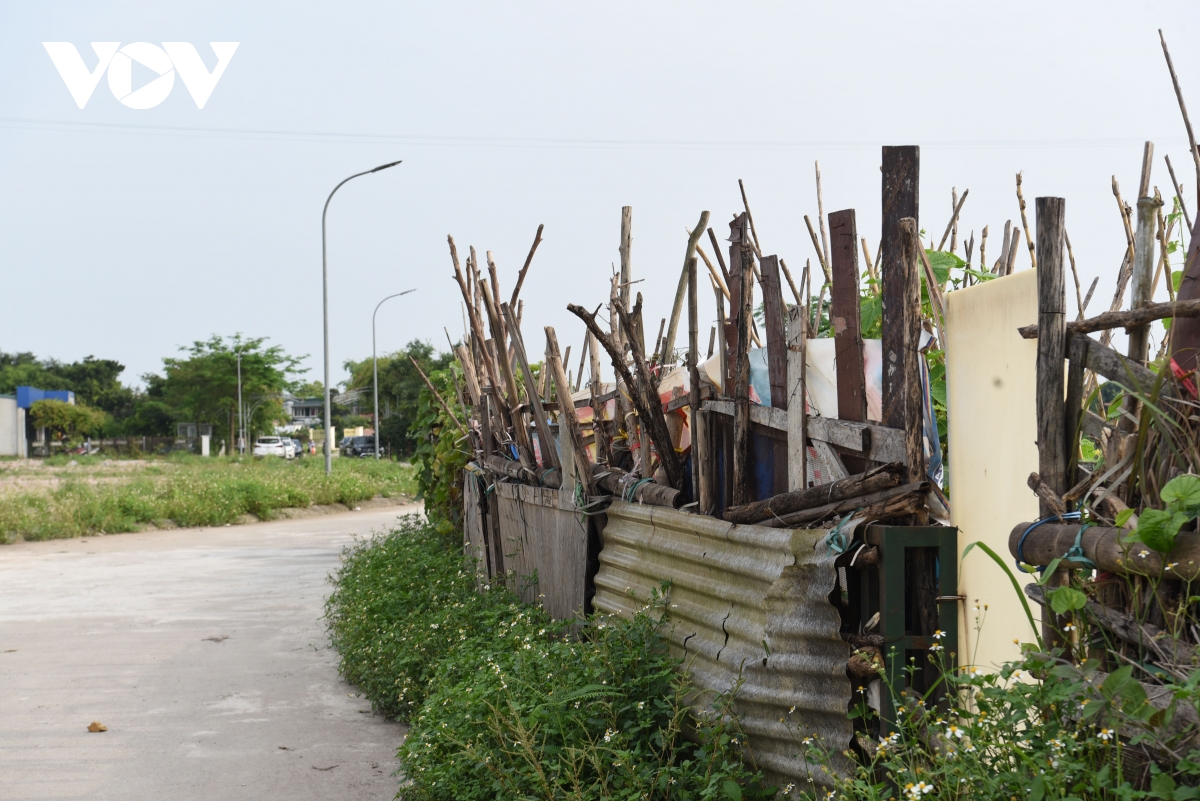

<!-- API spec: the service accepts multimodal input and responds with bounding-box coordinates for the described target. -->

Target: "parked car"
[286,438,304,457]
[253,436,292,458]
[340,435,376,458]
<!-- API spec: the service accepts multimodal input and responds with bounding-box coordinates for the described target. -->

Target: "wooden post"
[881,147,919,438]
[501,303,561,473]
[786,305,808,492]
[897,219,925,485]
[587,332,614,466]
[830,209,866,423]
[619,207,633,333]
[687,256,706,508]
[760,254,787,409]
[713,279,728,395]
[545,327,595,496]
[1129,196,1161,364]
[725,214,746,391]
[1065,335,1088,496]
[663,212,711,365]
[733,216,754,506]
[1036,196,1068,650]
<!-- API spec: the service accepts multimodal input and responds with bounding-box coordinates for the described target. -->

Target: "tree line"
[0,336,452,457]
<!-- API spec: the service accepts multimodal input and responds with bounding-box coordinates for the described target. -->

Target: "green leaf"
[1115,508,1135,528]
[1162,474,1200,513]
[722,780,743,800]
[1049,586,1088,614]
[1133,508,1188,553]
[1029,775,1045,801]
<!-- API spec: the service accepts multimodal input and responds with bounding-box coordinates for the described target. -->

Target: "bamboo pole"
[804,214,832,283]
[1165,153,1194,236]
[697,244,731,300]
[502,302,560,472]
[662,211,711,365]
[936,188,969,252]
[687,255,706,509]
[1017,173,1037,269]
[509,224,545,309]
[545,326,594,495]
[706,227,732,288]
[815,162,831,272]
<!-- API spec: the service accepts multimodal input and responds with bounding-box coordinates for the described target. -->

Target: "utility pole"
[236,350,243,457]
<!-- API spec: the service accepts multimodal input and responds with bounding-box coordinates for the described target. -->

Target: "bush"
[324,516,772,800]
[412,365,469,537]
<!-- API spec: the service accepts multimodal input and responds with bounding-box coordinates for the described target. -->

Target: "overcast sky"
[1,2,1198,389]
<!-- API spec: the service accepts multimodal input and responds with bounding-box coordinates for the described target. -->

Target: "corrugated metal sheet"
[495,481,591,621]
[595,501,852,787]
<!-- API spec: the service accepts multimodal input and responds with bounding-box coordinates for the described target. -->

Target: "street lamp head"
[371,160,403,173]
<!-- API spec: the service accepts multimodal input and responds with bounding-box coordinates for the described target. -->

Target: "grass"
[325,516,770,800]
[0,454,417,543]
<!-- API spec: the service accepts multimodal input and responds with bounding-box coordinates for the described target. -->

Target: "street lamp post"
[372,289,417,459]
[321,160,402,476]
[236,351,243,456]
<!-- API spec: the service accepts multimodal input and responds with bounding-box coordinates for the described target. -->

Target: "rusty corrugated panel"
[595,501,852,787]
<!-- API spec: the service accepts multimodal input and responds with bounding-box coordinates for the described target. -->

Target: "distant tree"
[28,399,106,443]
[343,340,452,457]
[160,335,306,451]
[0,352,134,417]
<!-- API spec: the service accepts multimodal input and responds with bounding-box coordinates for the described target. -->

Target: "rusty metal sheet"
[495,481,590,621]
[595,501,852,787]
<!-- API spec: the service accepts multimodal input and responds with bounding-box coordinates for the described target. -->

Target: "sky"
[1,2,1198,391]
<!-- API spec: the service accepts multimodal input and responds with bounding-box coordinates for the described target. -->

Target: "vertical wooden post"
[480,283,533,469]
[830,209,867,423]
[786,305,808,492]
[760,254,787,409]
[881,147,920,436]
[545,327,594,496]
[1036,196,1068,650]
[664,212,711,365]
[587,332,614,466]
[725,214,746,391]
[1065,335,1087,496]
[687,256,706,508]
[732,216,754,506]
[897,219,926,485]
[713,281,728,395]
[619,207,633,335]
[1128,196,1160,364]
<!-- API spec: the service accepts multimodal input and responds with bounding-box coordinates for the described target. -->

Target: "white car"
[253,436,294,458]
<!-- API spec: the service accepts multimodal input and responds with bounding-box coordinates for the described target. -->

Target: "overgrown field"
[324,516,770,800]
[0,454,417,543]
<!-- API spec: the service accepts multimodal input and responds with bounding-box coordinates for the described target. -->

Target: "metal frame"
[865,524,960,731]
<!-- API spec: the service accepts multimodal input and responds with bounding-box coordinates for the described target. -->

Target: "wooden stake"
[706,227,732,288]
[1006,227,1021,275]
[697,244,731,300]
[448,236,498,392]
[882,146,920,436]
[509,224,545,309]
[896,218,925,485]
[779,258,804,306]
[733,221,755,506]
[663,211,711,364]
[815,162,832,272]
[409,356,467,433]
[1165,153,1195,236]
[687,255,707,509]
[707,326,716,359]
[760,254,787,409]
[786,304,808,492]
[738,180,763,254]
[1016,173,1037,269]
[545,326,594,496]
[804,215,832,283]
[1159,29,1200,207]
[619,207,633,315]
[712,277,728,394]
[1129,194,1163,363]
[831,209,866,425]
[502,303,561,472]
[479,281,532,467]
[936,188,969,252]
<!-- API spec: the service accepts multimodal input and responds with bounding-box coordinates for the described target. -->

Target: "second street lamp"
[372,289,417,459]
[321,159,402,476]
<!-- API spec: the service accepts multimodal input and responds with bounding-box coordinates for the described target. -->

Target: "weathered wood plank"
[760,254,788,409]
[733,215,754,506]
[786,305,807,492]
[830,209,866,424]
[1035,198,1068,504]
[881,146,919,437]
[545,326,595,496]
[897,218,925,484]
[687,255,707,509]
[721,462,903,524]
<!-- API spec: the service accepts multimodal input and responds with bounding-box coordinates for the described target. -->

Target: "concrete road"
[0,505,419,801]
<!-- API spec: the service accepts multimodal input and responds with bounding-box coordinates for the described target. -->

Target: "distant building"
[0,387,76,457]
[284,396,323,427]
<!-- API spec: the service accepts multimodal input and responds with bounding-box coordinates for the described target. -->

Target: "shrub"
[324,516,772,800]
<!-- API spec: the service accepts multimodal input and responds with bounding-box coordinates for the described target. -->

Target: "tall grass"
[0,455,416,543]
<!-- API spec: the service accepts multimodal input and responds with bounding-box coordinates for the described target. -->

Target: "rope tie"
[824,512,859,555]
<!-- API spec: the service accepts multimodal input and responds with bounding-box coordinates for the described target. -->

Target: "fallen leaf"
[202,636,229,643]
[87,721,107,733]
[312,765,339,771]
[3,650,16,653]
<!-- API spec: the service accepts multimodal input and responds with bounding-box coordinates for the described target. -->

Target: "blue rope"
[624,478,656,502]
[824,512,858,555]
[1062,523,1097,570]
[1015,512,1082,573]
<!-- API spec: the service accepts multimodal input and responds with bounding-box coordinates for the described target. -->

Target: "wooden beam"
[722,462,903,524]
[1018,297,1200,339]
[786,305,807,492]
[760,253,787,409]
[733,220,755,505]
[897,218,925,485]
[881,146,919,440]
[830,209,866,427]
[1035,198,1069,505]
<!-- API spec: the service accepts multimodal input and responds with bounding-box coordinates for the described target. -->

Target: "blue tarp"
[16,387,74,409]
